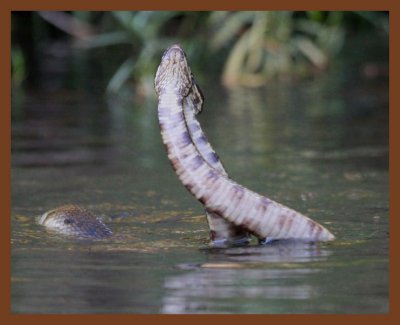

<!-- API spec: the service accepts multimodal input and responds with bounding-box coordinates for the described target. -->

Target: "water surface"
[11,43,388,314]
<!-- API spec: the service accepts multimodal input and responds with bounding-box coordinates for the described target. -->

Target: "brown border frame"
[1,1,398,324]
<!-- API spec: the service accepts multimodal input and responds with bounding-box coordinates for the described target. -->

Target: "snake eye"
[64,218,74,225]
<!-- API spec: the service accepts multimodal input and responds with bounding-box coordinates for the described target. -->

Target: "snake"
[37,205,112,239]
[38,44,334,243]
[154,44,334,243]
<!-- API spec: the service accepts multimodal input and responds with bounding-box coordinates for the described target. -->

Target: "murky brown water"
[11,38,388,313]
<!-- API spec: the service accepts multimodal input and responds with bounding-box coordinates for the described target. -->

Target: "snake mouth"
[159,44,187,68]
[37,209,53,225]
[163,44,186,61]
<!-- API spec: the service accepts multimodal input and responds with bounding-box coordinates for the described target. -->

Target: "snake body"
[183,80,250,245]
[155,44,334,242]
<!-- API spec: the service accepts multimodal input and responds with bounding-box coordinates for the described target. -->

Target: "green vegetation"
[209,11,346,86]
[11,11,388,93]
[11,46,26,87]
[76,11,208,93]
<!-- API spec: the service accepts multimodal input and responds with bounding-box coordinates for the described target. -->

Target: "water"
[11,43,388,314]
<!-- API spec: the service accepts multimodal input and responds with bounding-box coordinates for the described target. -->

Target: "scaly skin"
[38,205,112,239]
[155,44,335,242]
[184,82,250,245]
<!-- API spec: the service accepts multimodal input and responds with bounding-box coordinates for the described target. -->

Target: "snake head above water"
[155,44,193,98]
[38,205,112,240]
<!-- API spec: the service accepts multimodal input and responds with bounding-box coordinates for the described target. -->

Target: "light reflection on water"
[163,243,331,313]
[11,48,388,313]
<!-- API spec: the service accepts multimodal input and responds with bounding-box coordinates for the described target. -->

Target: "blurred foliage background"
[11,11,388,96]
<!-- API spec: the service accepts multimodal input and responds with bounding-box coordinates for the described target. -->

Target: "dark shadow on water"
[202,239,332,263]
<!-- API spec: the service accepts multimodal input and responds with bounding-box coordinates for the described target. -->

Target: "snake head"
[155,44,193,97]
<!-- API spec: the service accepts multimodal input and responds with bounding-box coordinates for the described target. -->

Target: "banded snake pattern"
[155,44,334,244]
[37,44,334,244]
